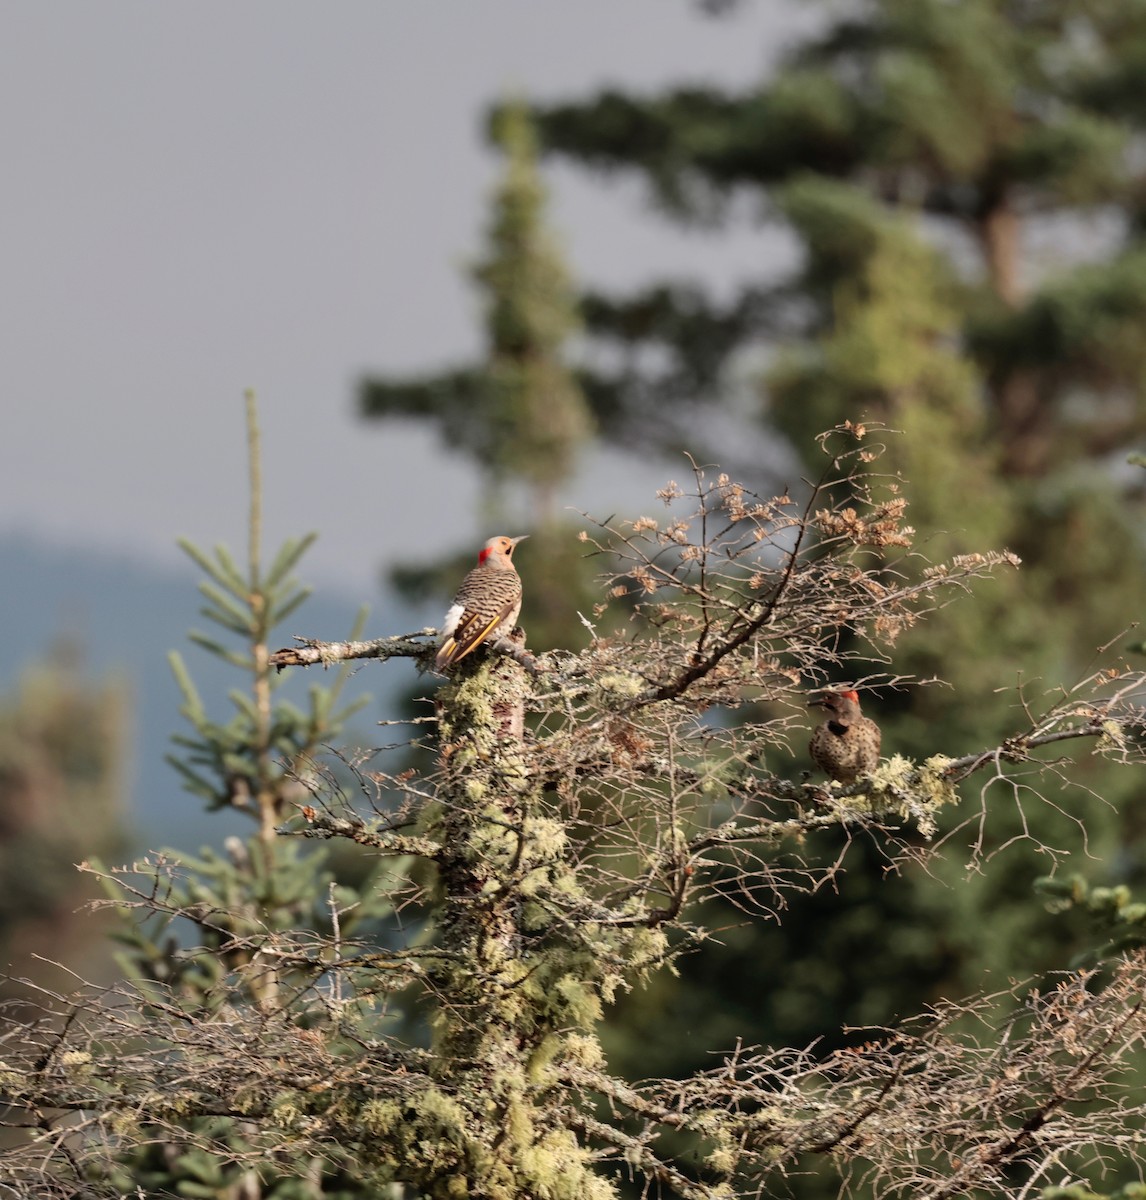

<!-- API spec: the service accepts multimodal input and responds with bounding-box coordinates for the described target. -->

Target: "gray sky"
[1,1,813,599]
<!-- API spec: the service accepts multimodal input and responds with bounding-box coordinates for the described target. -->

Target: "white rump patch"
[441,602,466,640]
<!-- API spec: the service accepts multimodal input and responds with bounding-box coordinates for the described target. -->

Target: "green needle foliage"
[86,394,401,1199]
[523,0,1146,477]
[1037,872,1146,969]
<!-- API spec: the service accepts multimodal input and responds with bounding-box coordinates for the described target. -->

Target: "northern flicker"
[435,535,528,673]
[808,689,881,783]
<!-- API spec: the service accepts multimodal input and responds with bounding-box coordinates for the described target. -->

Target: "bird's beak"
[807,695,825,708]
[510,535,529,546]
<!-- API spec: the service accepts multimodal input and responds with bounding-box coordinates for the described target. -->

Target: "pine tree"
[86,394,386,1198]
[527,0,1146,477]
[360,99,591,524]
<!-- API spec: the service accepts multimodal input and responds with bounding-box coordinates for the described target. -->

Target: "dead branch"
[269,629,434,669]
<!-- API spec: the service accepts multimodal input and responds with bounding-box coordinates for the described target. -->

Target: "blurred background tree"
[0,640,128,1004]
[528,0,1146,473]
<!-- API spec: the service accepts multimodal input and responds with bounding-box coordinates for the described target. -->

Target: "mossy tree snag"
[431,653,538,1071]
[423,651,632,1198]
[6,430,1146,1199]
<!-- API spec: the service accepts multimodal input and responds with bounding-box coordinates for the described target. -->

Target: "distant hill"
[0,533,431,853]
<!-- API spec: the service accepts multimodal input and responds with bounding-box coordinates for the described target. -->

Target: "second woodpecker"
[435,535,528,673]
[809,689,881,783]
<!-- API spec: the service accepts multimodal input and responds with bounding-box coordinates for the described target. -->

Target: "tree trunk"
[419,651,613,1200]
[979,193,1049,476]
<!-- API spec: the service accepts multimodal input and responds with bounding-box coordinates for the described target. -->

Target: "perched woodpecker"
[808,688,881,783]
[435,535,528,673]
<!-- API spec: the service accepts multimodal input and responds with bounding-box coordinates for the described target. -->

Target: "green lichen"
[405,648,626,1196]
[625,926,669,976]
[693,1108,741,1182]
[1097,718,1127,752]
[526,1032,563,1082]
[503,1091,535,1148]
[521,900,550,930]
[464,778,488,804]
[856,753,957,837]
[356,1086,476,1181]
[270,1091,303,1131]
[918,754,959,807]
[517,949,615,1029]
[559,974,605,1024]
[467,816,519,864]
[493,748,530,781]
[518,1127,618,1200]
[699,774,727,798]
[522,815,567,859]
[145,1088,195,1119]
[359,1098,402,1136]
[705,1130,737,1176]
[869,752,914,789]
[518,867,551,898]
[593,672,645,704]
[564,1032,606,1070]
[106,1109,140,1139]
[452,669,498,720]
[546,869,583,902]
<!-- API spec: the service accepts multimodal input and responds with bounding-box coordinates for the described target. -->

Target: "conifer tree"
[519,2,1146,671]
[526,0,1146,476]
[81,394,383,1198]
[520,0,1146,674]
[0,646,127,999]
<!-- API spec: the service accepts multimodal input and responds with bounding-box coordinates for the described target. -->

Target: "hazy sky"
[2,2,814,599]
